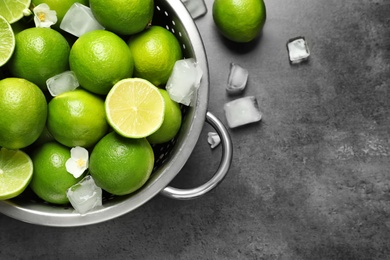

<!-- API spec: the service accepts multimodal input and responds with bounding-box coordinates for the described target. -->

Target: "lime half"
[0,148,33,200]
[105,78,165,138]
[0,15,15,67]
[0,0,31,24]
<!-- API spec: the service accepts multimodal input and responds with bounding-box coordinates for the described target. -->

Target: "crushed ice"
[287,36,310,64]
[227,63,248,95]
[207,132,221,149]
[67,175,102,215]
[181,0,207,19]
[224,96,262,128]
[46,71,79,96]
[166,58,203,106]
[60,3,104,37]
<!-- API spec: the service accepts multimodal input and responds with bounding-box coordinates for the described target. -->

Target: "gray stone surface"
[1,0,390,259]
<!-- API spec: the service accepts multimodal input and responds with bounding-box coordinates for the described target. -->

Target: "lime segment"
[105,78,165,138]
[0,0,32,24]
[0,15,15,67]
[0,148,33,200]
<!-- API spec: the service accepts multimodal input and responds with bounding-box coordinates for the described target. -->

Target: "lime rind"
[0,147,33,200]
[0,0,32,24]
[0,15,15,67]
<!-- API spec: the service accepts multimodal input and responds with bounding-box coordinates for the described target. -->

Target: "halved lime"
[0,148,33,200]
[0,0,31,24]
[105,78,165,138]
[0,15,15,67]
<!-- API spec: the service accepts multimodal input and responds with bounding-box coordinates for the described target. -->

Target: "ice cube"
[166,58,203,106]
[46,70,79,97]
[227,63,248,95]
[286,36,310,64]
[181,0,207,19]
[67,175,103,215]
[224,96,262,128]
[60,3,104,37]
[207,132,221,149]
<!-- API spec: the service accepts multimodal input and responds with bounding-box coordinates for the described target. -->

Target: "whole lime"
[0,78,47,149]
[69,30,134,95]
[30,142,85,204]
[47,89,108,148]
[89,132,154,196]
[7,27,70,90]
[89,0,153,35]
[128,26,182,87]
[147,89,182,144]
[212,0,266,43]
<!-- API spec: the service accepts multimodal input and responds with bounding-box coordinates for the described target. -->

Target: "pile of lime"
[0,0,184,205]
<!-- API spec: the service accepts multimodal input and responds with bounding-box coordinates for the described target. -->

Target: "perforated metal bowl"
[0,0,233,226]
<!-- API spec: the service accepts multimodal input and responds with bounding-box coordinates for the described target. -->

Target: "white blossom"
[66,146,89,178]
[33,3,57,28]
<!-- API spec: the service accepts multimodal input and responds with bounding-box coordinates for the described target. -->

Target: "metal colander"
[0,0,233,227]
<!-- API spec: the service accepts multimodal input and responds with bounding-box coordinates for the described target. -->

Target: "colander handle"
[160,111,233,200]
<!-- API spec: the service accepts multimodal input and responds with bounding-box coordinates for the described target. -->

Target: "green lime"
[7,27,70,90]
[69,30,134,95]
[0,78,47,150]
[0,15,15,67]
[105,78,165,139]
[147,89,182,144]
[0,0,31,24]
[30,142,85,204]
[89,132,154,196]
[0,148,33,200]
[47,89,108,148]
[128,26,183,87]
[212,0,266,43]
[32,0,89,28]
[90,0,153,35]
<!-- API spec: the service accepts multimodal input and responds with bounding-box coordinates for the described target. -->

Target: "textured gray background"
[1,0,390,259]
